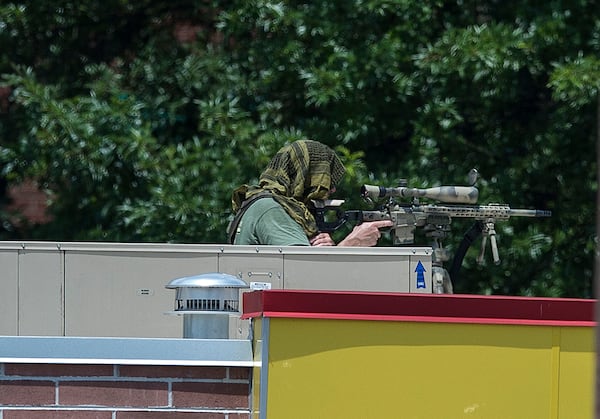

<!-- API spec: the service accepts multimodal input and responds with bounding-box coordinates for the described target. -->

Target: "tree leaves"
[0,0,597,296]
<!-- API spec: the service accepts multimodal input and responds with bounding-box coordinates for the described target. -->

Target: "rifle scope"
[361,184,479,204]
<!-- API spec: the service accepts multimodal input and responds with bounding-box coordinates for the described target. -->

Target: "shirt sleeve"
[254,204,310,246]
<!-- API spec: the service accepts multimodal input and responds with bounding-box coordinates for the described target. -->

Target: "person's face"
[324,185,336,199]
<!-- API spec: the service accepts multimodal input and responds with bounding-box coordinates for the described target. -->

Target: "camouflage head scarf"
[231,140,346,238]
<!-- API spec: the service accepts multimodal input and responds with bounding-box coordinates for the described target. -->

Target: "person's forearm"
[336,235,360,247]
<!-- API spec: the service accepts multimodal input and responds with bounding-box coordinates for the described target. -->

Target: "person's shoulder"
[247,196,279,210]
[243,196,282,217]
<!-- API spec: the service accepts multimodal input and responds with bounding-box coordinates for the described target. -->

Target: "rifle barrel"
[508,209,552,217]
[421,205,551,219]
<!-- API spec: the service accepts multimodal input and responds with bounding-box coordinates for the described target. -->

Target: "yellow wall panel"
[259,318,592,419]
[557,327,594,418]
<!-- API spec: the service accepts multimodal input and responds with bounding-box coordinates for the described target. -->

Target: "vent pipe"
[166,273,248,339]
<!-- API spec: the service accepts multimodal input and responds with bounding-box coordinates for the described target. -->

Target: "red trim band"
[242,290,595,327]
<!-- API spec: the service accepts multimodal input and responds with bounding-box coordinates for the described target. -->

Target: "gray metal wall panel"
[218,253,284,289]
[0,250,18,335]
[0,242,433,338]
[284,254,411,292]
[64,251,218,338]
[218,251,284,340]
[18,250,64,335]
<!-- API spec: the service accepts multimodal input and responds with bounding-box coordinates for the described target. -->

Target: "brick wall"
[0,363,251,418]
[6,180,51,225]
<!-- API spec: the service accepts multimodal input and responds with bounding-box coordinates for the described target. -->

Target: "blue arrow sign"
[415,261,426,289]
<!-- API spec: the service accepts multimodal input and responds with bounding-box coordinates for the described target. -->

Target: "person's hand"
[337,220,393,247]
[310,232,336,246]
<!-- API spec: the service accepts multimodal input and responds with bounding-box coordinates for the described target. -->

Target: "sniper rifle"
[311,170,551,293]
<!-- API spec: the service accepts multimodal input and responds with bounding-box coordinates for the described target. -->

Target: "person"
[227,139,393,246]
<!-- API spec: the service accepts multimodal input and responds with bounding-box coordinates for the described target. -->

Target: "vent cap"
[166,273,247,289]
[165,273,249,339]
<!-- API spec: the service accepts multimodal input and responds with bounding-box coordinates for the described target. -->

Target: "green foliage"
[0,0,598,297]
[2,65,157,240]
[549,55,600,106]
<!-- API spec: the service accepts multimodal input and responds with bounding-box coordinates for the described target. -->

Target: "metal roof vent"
[166,273,248,339]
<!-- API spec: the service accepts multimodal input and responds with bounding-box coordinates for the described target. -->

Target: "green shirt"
[233,197,310,246]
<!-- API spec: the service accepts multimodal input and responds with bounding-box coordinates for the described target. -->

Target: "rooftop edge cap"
[166,273,248,289]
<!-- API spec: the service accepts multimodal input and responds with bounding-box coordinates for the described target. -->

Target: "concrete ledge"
[0,336,254,366]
